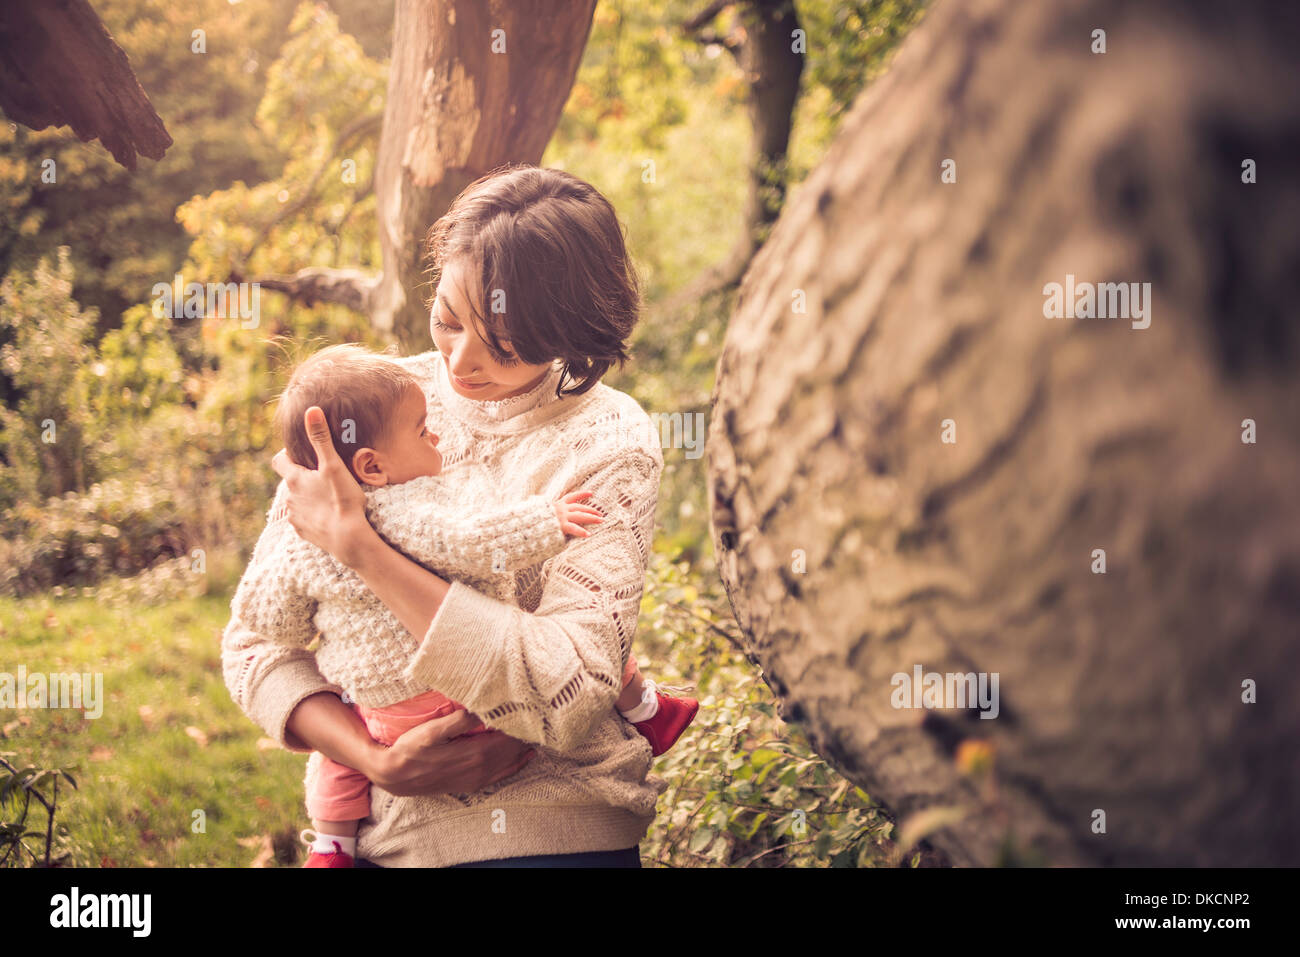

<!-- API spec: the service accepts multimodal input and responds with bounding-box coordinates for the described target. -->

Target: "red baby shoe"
[634,688,700,757]
[301,831,355,868]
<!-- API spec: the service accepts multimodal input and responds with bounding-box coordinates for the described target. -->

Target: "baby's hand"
[554,491,604,538]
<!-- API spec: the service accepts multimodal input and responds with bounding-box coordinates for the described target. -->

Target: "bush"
[0,479,188,596]
[0,248,100,508]
[637,548,911,867]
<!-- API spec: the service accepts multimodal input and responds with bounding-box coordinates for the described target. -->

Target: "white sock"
[619,678,660,723]
[310,831,357,857]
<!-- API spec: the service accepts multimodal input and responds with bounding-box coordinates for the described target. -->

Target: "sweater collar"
[432,350,570,428]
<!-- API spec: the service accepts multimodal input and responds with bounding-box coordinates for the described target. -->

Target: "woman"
[221,164,667,867]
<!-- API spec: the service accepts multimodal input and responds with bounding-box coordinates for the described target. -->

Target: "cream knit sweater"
[221,351,668,866]
[229,475,572,709]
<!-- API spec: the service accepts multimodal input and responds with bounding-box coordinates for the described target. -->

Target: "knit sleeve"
[220,481,341,751]
[367,475,569,580]
[401,441,663,754]
[228,516,320,649]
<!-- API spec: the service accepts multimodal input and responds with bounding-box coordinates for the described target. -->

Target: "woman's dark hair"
[423,164,640,399]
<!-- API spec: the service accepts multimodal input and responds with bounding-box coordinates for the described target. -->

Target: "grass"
[1,548,917,868]
[1,592,307,867]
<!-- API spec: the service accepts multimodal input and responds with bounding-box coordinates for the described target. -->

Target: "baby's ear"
[351,448,387,487]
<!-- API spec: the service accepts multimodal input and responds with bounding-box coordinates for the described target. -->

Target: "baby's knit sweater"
[221,352,668,866]
[229,475,571,709]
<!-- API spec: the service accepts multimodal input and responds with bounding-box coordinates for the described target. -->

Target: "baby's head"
[275,343,442,487]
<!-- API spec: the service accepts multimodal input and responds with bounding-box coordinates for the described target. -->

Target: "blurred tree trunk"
[669,0,803,309]
[260,0,597,348]
[708,0,1300,866]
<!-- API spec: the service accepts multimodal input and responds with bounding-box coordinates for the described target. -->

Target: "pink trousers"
[306,689,487,822]
[307,658,640,823]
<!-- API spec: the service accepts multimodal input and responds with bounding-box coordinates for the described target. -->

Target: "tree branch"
[249,267,380,313]
[0,0,172,169]
[236,112,383,271]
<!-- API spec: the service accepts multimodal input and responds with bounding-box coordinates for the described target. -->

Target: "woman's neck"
[496,366,552,400]
[434,354,567,428]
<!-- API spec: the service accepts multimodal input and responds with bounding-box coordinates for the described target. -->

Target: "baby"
[231,344,697,867]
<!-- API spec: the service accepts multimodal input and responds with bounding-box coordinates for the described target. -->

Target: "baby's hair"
[274,343,418,483]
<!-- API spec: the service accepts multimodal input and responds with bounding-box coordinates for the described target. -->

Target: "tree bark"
[252,0,597,346]
[708,0,1300,866]
[370,0,598,348]
[0,0,171,170]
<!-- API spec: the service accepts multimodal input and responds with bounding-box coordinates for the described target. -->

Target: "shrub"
[0,479,188,596]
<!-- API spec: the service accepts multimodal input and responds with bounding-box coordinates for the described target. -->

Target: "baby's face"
[374,385,443,484]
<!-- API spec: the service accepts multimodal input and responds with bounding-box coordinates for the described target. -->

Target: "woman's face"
[430,258,553,402]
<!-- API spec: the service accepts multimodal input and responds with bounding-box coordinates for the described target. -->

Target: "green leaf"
[688,827,715,853]
[754,759,779,787]
[831,847,857,868]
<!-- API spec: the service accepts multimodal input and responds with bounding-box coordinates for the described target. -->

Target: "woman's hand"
[271,406,376,568]
[370,710,536,796]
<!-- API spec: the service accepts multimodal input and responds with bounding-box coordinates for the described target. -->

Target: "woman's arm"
[398,448,662,753]
[286,692,536,796]
[222,465,535,789]
[272,405,664,754]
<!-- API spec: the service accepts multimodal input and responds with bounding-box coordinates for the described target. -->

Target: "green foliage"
[0,0,301,325]
[0,250,196,594]
[550,0,747,305]
[788,0,931,175]
[638,549,900,866]
[2,7,392,594]
[0,249,99,503]
[173,1,388,487]
[178,1,385,289]
[0,756,80,867]
[0,480,188,597]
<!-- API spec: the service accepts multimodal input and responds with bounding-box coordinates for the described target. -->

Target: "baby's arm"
[229,514,321,649]
[367,476,603,580]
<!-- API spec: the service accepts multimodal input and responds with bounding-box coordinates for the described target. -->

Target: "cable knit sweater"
[221,351,668,866]
[229,475,571,709]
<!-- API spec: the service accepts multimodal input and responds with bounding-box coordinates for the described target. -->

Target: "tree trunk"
[370,0,598,347]
[670,0,803,309]
[252,0,597,347]
[708,0,1300,866]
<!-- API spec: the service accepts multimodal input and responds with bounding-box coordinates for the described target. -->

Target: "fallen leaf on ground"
[255,737,279,751]
[184,726,209,748]
[138,705,155,727]
[90,746,114,762]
